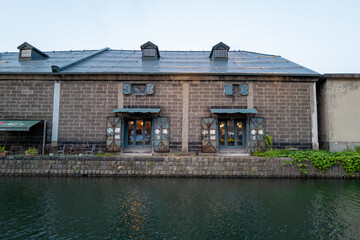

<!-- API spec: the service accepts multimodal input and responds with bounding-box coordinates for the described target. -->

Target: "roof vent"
[209,42,230,61]
[17,42,49,62]
[140,41,160,60]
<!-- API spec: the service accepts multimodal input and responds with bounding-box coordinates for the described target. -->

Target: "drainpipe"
[51,82,61,146]
[311,82,319,150]
[43,119,47,149]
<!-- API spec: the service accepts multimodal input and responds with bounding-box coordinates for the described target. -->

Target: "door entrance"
[125,119,152,147]
[219,119,246,148]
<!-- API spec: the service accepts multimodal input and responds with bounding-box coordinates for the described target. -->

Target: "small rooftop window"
[214,49,228,58]
[143,48,156,57]
[140,41,160,60]
[20,49,32,58]
[210,42,230,61]
[17,42,49,62]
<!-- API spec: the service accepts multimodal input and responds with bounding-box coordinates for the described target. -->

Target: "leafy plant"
[25,147,38,154]
[73,166,79,171]
[255,149,360,176]
[0,146,8,153]
[264,134,273,151]
[97,152,113,157]
[355,146,360,153]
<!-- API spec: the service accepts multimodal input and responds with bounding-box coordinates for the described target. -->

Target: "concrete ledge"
[327,142,360,152]
[0,156,358,178]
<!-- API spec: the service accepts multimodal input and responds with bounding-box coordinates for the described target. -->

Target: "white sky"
[1,0,359,73]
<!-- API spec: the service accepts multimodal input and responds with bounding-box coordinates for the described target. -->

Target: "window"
[132,84,146,95]
[123,83,154,95]
[21,49,31,58]
[214,49,228,58]
[142,48,156,57]
[225,84,249,96]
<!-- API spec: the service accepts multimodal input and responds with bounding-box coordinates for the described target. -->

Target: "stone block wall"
[254,81,313,149]
[188,80,313,151]
[188,81,248,151]
[122,81,183,151]
[58,81,118,148]
[0,76,316,152]
[0,80,53,145]
[0,155,357,178]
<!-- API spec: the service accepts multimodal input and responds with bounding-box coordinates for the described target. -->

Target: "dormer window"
[17,42,49,62]
[214,49,228,58]
[140,41,160,60]
[143,48,156,57]
[21,49,32,58]
[210,42,230,61]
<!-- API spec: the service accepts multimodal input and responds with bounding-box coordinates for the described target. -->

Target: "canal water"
[0,177,359,240]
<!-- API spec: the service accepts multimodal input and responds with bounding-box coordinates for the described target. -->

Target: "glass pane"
[219,121,226,146]
[143,48,155,57]
[127,121,134,145]
[145,121,151,145]
[136,120,143,145]
[132,85,146,95]
[237,122,243,146]
[227,120,235,146]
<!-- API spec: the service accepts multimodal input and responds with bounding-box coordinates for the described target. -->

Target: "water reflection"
[0,178,359,239]
[116,188,149,238]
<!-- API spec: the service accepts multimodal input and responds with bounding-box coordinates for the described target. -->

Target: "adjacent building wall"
[318,74,360,151]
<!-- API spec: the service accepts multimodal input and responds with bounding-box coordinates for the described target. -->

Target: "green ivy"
[264,134,273,151]
[254,149,360,176]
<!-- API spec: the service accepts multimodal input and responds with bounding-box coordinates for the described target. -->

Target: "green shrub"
[25,147,38,154]
[355,146,360,153]
[264,134,273,151]
[255,149,360,176]
[0,146,8,153]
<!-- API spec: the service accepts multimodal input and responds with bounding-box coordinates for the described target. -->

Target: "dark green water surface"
[0,177,359,240]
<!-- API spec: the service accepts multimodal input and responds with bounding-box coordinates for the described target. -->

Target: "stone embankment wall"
[0,155,358,178]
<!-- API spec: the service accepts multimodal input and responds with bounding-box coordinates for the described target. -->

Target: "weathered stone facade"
[0,80,53,145]
[58,81,118,147]
[0,75,317,152]
[254,81,313,149]
[0,41,320,154]
[0,155,357,178]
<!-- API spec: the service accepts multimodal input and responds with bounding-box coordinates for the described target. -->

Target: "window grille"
[132,84,146,95]
[143,48,156,57]
[214,49,228,58]
[21,49,31,58]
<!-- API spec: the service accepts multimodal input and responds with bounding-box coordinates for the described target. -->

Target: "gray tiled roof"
[0,48,319,76]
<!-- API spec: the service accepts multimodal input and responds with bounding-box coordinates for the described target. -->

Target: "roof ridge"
[237,50,279,57]
[51,48,109,73]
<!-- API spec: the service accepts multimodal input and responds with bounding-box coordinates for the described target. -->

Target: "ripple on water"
[0,178,359,239]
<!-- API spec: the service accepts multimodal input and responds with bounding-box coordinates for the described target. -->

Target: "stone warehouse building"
[0,41,320,154]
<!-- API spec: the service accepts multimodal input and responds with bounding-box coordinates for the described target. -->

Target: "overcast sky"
[1,0,359,74]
